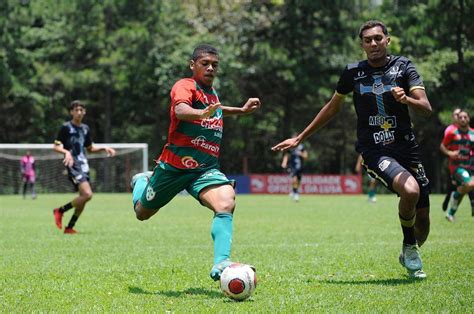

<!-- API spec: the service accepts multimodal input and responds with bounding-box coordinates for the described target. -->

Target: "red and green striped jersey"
[158,78,223,171]
[442,126,474,175]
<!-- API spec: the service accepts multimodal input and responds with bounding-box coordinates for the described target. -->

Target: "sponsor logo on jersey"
[191,136,220,154]
[181,156,200,169]
[373,130,395,145]
[201,116,223,132]
[369,115,397,130]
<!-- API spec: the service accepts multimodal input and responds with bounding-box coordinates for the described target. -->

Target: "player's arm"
[53,141,74,167]
[299,150,308,160]
[440,142,459,159]
[175,102,221,121]
[271,92,345,152]
[281,153,289,168]
[87,145,116,157]
[221,98,261,117]
[391,87,432,117]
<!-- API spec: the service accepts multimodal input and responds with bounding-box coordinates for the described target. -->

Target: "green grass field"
[1,193,473,312]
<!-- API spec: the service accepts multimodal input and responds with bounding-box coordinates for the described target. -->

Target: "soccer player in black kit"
[53,100,116,234]
[272,20,432,279]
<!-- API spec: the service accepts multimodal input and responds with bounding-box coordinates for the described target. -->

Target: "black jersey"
[336,55,424,154]
[55,121,92,172]
[289,144,305,171]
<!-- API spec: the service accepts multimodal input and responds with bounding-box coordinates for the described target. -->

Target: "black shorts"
[289,168,302,181]
[361,150,430,209]
[67,163,90,190]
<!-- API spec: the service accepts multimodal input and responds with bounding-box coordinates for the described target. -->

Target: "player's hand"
[448,150,460,159]
[271,137,299,152]
[241,98,261,114]
[63,151,74,168]
[201,102,221,119]
[105,147,116,157]
[391,87,408,104]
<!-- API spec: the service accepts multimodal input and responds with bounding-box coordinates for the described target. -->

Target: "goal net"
[0,143,148,194]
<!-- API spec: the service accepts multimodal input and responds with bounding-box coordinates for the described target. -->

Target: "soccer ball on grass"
[220,263,257,301]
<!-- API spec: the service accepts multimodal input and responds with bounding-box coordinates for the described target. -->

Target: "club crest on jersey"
[146,186,156,201]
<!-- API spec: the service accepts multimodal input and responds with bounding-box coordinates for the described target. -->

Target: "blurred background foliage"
[1,0,473,192]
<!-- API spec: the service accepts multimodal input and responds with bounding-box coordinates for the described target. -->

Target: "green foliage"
[1,0,473,191]
[1,194,473,311]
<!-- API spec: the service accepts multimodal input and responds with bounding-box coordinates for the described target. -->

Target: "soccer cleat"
[445,214,455,222]
[130,171,153,189]
[64,227,78,234]
[210,259,233,281]
[407,269,427,279]
[53,208,63,229]
[398,243,423,272]
[293,193,300,202]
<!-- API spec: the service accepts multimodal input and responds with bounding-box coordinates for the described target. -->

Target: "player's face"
[457,112,470,128]
[70,106,86,122]
[452,109,461,124]
[190,53,219,87]
[361,26,390,65]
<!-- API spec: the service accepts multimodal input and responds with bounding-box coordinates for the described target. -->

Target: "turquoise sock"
[368,190,376,198]
[132,177,148,207]
[211,213,233,265]
[448,191,461,216]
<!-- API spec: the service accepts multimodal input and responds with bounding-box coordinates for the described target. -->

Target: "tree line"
[1,0,473,192]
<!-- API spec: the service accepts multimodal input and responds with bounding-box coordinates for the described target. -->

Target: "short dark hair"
[358,20,388,39]
[192,44,219,61]
[69,100,85,110]
[458,109,470,118]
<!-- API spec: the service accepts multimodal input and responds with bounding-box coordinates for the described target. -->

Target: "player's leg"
[62,181,93,233]
[447,168,473,221]
[30,176,36,199]
[22,177,28,199]
[469,190,474,217]
[368,178,377,202]
[131,167,192,220]
[200,184,235,280]
[188,169,236,281]
[442,178,456,211]
[292,173,301,201]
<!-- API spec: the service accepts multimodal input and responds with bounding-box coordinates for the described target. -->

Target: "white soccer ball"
[220,263,257,301]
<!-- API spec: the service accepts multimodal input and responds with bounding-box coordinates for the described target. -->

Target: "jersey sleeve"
[54,124,68,146]
[442,128,454,147]
[335,66,353,96]
[404,59,424,91]
[170,79,195,107]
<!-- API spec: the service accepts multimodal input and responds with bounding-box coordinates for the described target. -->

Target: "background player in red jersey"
[130,44,261,281]
[440,109,474,221]
[272,20,432,279]
[53,101,116,234]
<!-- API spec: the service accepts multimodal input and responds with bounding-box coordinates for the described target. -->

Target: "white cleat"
[130,171,153,189]
[399,243,423,272]
[293,193,300,202]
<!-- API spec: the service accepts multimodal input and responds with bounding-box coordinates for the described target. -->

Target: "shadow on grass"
[128,286,222,298]
[320,277,422,286]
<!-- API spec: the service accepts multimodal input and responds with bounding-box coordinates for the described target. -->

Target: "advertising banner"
[249,174,362,194]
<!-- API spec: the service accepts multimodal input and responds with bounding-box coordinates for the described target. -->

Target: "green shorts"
[452,167,472,186]
[139,165,235,210]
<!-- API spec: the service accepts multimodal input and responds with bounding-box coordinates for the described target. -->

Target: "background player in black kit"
[281,135,308,202]
[53,100,116,234]
[272,20,432,279]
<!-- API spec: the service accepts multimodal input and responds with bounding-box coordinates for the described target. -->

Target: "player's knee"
[400,180,420,202]
[219,198,236,213]
[82,191,93,202]
[134,205,157,221]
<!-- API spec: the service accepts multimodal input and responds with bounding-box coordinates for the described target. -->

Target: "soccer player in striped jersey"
[272,21,432,279]
[440,109,474,221]
[130,44,261,281]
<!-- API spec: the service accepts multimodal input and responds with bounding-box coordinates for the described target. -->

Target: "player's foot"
[399,243,423,272]
[445,214,455,222]
[407,269,427,279]
[130,171,153,189]
[53,208,63,229]
[64,227,78,234]
[293,193,300,202]
[368,196,377,203]
[210,259,233,281]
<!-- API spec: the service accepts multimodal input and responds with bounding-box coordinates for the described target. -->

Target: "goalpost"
[0,143,148,194]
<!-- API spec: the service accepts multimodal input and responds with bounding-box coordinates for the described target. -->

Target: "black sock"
[399,213,416,245]
[66,215,79,229]
[59,202,73,213]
